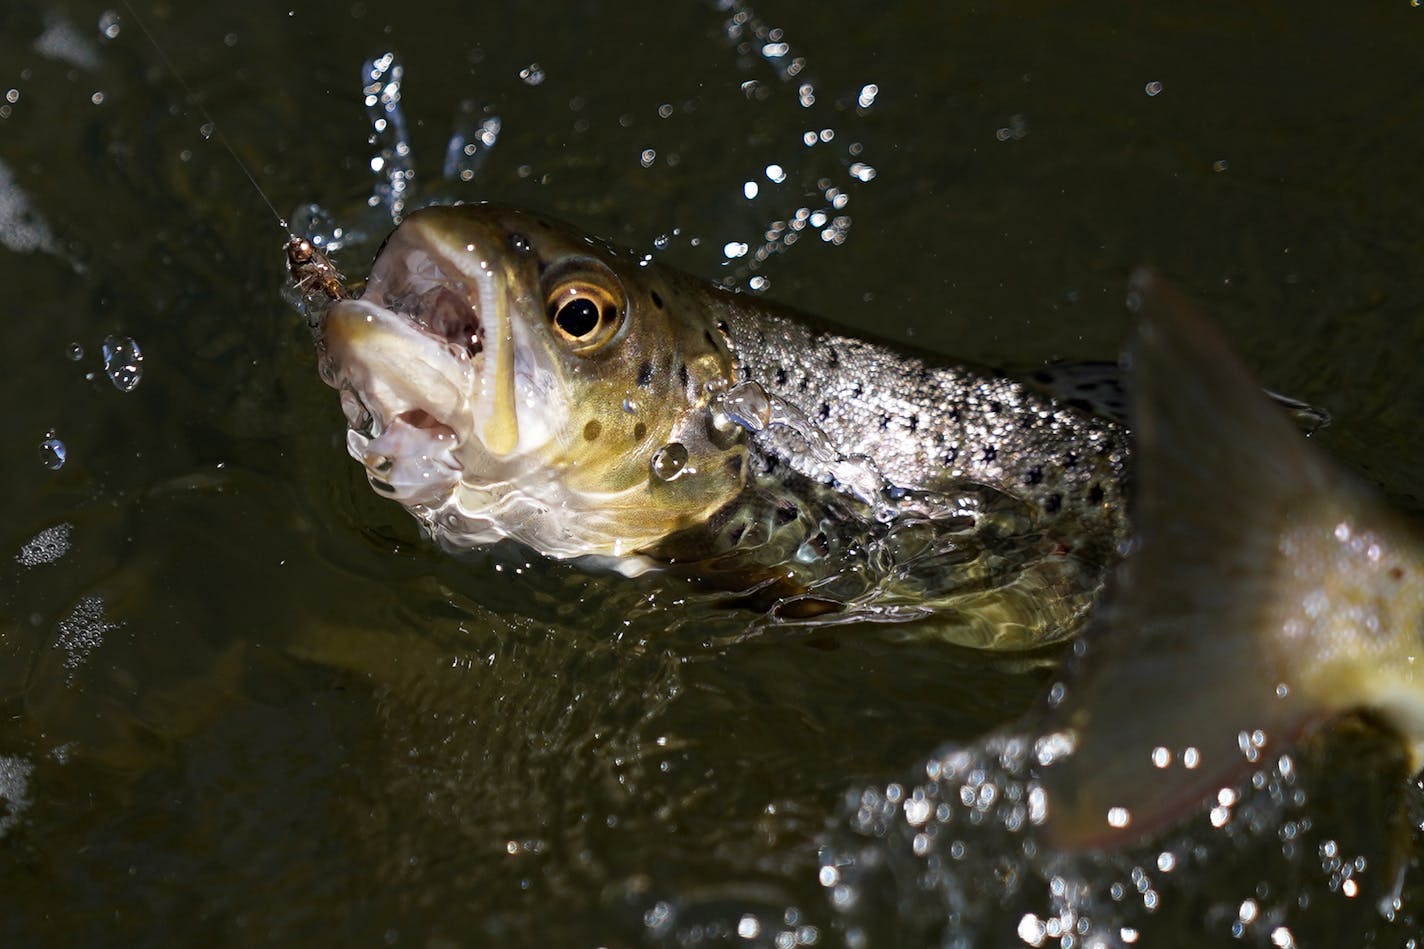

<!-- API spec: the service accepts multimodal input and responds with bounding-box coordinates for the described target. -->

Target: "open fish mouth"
[321,291,479,506]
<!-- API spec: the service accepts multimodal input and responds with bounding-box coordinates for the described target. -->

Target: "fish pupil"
[554,297,601,338]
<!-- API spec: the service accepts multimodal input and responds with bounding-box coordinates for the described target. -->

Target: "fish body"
[318,203,1126,551]
[1041,271,1424,852]
[314,203,1130,643]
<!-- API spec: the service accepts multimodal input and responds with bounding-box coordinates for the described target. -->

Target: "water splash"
[289,202,349,253]
[443,104,501,183]
[819,724,1419,946]
[363,52,416,222]
[101,334,143,391]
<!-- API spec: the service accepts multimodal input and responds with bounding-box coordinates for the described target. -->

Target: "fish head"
[318,202,749,560]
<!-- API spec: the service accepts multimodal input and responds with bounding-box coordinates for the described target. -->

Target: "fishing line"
[117,0,350,305]
[118,0,290,233]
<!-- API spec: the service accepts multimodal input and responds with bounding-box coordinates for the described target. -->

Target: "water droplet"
[715,381,772,432]
[39,434,66,470]
[65,342,83,361]
[650,442,690,481]
[101,335,143,392]
[97,11,121,40]
[289,203,346,251]
[639,148,656,168]
[1144,80,1163,96]
[518,63,545,86]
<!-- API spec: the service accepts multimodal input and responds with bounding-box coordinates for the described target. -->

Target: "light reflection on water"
[1,0,1423,944]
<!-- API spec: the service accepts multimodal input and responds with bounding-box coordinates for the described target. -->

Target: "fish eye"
[544,263,625,353]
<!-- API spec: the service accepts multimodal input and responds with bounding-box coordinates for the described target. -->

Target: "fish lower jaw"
[345,416,462,506]
[413,480,673,562]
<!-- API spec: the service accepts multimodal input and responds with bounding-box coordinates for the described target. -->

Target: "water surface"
[2,1,1422,944]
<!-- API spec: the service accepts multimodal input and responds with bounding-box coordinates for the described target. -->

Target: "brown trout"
[1041,270,1424,854]
[304,203,1132,646]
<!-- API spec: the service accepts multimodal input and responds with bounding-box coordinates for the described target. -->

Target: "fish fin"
[1040,269,1339,850]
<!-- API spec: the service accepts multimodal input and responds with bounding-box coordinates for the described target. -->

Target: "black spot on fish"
[704,330,717,348]
[827,348,840,367]
[633,421,647,441]
[678,363,690,388]
[1087,482,1105,505]
[798,378,810,393]
[537,219,552,230]
[818,402,831,421]
[908,414,920,433]
[1032,369,1054,384]
[981,445,997,462]
[775,501,800,524]
[716,320,729,335]
[583,420,602,441]
[775,368,788,387]
[1063,452,1078,470]
[851,383,863,397]
[988,401,1003,414]
[508,233,533,256]
[1066,397,1094,414]
[757,330,768,345]
[942,447,959,464]
[725,455,744,477]
[879,415,891,431]
[637,361,654,387]
[1044,493,1062,514]
[1024,466,1043,486]
[1076,380,1099,392]
[650,290,664,309]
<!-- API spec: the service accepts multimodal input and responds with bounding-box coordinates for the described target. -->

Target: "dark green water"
[2,1,1423,945]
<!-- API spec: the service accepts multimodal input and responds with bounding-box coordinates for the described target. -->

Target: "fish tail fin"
[1040,269,1340,850]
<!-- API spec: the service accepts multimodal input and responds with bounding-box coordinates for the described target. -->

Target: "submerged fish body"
[1041,271,1424,853]
[314,202,1130,642]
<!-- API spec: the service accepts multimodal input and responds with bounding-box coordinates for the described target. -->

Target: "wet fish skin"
[317,202,1129,572]
[711,297,1128,549]
[1041,270,1424,853]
